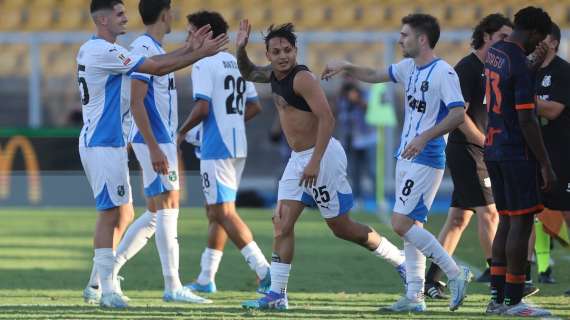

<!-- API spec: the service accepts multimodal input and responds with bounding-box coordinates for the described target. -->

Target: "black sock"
[426,262,443,284]
[486,258,492,269]
[491,262,506,304]
[525,261,532,283]
[505,281,525,306]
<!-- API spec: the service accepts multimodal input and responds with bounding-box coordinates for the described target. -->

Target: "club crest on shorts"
[168,171,178,182]
[117,185,125,197]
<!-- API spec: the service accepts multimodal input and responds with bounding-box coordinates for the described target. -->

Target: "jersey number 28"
[224,75,246,115]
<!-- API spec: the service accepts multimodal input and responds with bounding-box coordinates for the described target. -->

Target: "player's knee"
[273,218,294,239]
[449,214,469,230]
[391,219,410,237]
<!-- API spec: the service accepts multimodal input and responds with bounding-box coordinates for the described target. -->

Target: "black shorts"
[485,160,543,216]
[446,143,494,210]
[542,164,570,211]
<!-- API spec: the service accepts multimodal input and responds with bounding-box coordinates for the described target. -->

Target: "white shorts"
[131,143,180,197]
[393,160,444,223]
[79,146,132,211]
[200,158,245,205]
[278,138,353,219]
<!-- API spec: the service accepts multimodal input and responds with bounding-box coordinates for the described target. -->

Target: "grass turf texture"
[0,208,569,319]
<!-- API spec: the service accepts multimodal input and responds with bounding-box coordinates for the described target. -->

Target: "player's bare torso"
[272,92,318,152]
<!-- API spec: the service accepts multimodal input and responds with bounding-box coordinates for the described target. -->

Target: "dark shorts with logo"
[542,158,570,210]
[485,160,543,216]
[446,142,494,210]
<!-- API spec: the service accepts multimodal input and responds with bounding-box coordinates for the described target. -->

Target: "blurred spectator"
[67,107,83,127]
[336,80,377,207]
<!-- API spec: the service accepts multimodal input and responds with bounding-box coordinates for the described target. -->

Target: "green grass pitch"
[0,208,569,319]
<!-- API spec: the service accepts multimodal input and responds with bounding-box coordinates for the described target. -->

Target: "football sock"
[505,273,525,306]
[490,262,506,304]
[403,225,461,279]
[269,261,291,295]
[94,248,115,295]
[240,241,270,279]
[404,240,426,302]
[88,263,99,288]
[372,237,405,267]
[425,262,443,284]
[114,210,156,272]
[155,208,182,292]
[196,248,223,285]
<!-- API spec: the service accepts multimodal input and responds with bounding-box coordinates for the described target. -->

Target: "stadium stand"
[1,0,569,32]
[0,0,568,126]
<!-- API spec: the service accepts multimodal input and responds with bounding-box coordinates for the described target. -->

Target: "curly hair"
[186,11,229,38]
[471,13,513,50]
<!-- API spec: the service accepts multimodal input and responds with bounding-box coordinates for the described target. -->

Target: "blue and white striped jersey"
[191,52,259,160]
[388,58,465,169]
[128,34,178,145]
[77,36,145,148]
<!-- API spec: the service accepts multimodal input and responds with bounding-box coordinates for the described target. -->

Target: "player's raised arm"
[137,24,229,76]
[236,19,272,83]
[321,60,391,83]
[294,71,335,187]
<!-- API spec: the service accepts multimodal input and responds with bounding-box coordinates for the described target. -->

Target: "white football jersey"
[128,34,178,144]
[388,58,464,169]
[76,36,145,148]
[191,52,258,159]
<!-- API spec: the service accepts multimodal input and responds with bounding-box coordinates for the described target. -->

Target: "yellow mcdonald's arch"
[0,135,41,203]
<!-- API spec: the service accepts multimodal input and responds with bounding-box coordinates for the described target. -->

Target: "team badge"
[420,81,429,92]
[542,75,551,87]
[168,171,178,182]
[117,185,125,197]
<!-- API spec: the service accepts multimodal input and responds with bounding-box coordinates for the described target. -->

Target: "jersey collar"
[144,33,162,48]
[416,58,441,70]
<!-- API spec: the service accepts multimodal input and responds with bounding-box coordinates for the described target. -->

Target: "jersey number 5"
[78,64,89,105]
[484,69,501,114]
[224,75,246,115]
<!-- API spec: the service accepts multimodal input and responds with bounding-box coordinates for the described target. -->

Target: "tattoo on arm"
[236,46,271,83]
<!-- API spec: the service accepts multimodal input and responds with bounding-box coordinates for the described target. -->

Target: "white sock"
[196,248,223,285]
[155,208,182,292]
[240,241,270,279]
[87,263,99,288]
[94,248,115,295]
[269,261,291,295]
[114,211,156,272]
[403,225,460,279]
[404,240,426,302]
[373,237,405,267]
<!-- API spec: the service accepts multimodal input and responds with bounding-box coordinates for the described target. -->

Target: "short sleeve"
[129,41,153,83]
[97,44,145,76]
[191,62,213,102]
[388,58,413,84]
[440,66,465,109]
[454,60,474,104]
[513,55,535,110]
[548,66,570,108]
[245,81,259,103]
